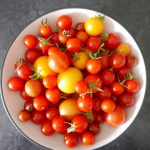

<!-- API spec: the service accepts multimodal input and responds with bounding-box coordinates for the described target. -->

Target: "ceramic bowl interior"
[1,8,146,150]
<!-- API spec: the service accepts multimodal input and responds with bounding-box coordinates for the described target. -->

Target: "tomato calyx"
[38,36,56,47]
[66,122,76,133]
[89,43,105,59]
[100,33,108,42]
[15,58,26,71]
[41,18,48,25]
[118,73,133,88]
[29,70,41,80]
[95,14,105,21]
[81,111,93,123]
[63,30,71,37]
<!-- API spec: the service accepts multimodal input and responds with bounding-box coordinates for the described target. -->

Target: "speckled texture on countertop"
[0,0,150,150]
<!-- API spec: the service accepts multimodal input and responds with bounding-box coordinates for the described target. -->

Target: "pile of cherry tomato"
[8,14,140,148]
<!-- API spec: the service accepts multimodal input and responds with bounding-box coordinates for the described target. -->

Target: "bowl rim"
[0,8,147,150]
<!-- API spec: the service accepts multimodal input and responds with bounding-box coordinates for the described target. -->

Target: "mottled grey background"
[0,0,150,150]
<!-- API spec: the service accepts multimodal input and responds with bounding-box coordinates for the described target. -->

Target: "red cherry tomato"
[46,107,59,120]
[25,80,43,97]
[104,105,126,127]
[31,111,46,124]
[52,116,68,134]
[111,82,125,95]
[126,55,138,67]
[40,20,52,38]
[67,114,88,133]
[41,120,54,136]
[50,32,60,44]
[105,33,120,49]
[89,122,100,135]
[18,109,31,122]
[24,35,38,49]
[101,69,115,85]
[48,48,70,73]
[86,59,102,74]
[125,79,140,93]
[57,15,72,30]
[77,94,94,112]
[24,49,41,64]
[76,31,88,43]
[43,75,57,89]
[8,76,25,91]
[117,66,131,79]
[86,37,101,51]
[45,88,61,103]
[82,131,95,146]
[118,93,135,107]
[101,99,116,113]
[110,53,126,69]
[33,95,50,111]
[16,62,32,80]
[64,132,78,148]
[66,38,82,52]
[98,87,112,99]
[75,80,88,94]
[58,31,70,44]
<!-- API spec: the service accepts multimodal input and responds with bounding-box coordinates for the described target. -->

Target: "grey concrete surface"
[0,0,150,150]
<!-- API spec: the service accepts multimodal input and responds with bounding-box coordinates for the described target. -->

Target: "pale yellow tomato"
[73,52,89,70]
[116,43,131,56]
[85,17,104,36]
[59,98,80,120]
[57,67,83,93]
[33,56,56,78]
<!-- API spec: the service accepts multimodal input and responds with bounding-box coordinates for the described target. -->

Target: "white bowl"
[1,8,146,150]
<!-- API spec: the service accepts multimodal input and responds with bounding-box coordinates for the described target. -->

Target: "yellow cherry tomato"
[73,52,89,70]
[85,17,104,36]
[33,56,56,78]
[59,98,80,121]
[57,67,83,93]
[116,43,131,56]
